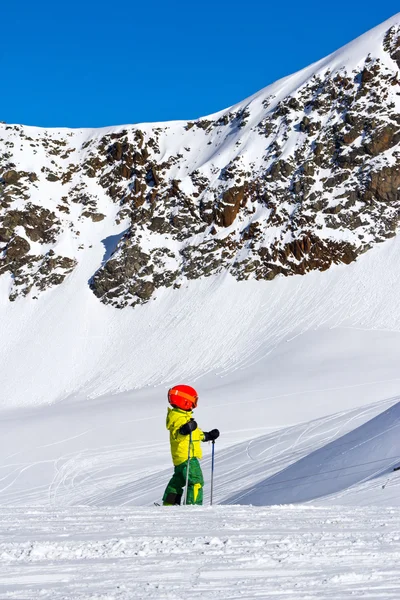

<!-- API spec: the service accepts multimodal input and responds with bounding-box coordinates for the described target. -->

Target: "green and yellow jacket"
[166,407,205,466]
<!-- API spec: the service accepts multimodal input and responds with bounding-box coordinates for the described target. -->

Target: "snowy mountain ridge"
[0,14,399,306]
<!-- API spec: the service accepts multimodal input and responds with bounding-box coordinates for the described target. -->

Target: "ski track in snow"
[0,506,400,599]
[0,396,399,509]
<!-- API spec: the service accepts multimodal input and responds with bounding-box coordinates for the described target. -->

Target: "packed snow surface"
[1,506,400,599]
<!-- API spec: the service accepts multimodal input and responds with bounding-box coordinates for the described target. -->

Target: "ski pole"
[184,431,192,505]
[210,440,215,506]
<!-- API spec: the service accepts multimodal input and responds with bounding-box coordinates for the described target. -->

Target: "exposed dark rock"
[366,165,400,203]
[2,206,60,243]
[46,173,59,182]
[215,186,246,227]
[383,25,400,69]
[0,228,12,243]
[6,236,30,259]
[81,211,106,222]
[2,170,21,184]
[364,125,400,156]
[136,281,155,300]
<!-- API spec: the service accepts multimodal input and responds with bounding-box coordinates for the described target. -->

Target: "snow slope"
[2,220,400,412]
[226,399,400,506]
[1,235,400,507]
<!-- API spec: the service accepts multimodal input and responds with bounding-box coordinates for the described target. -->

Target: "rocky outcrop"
[215,186,246,227]
[384,24,400,68]
[367,165,400,203]
[0,238,76,301]
[2,205,60,243]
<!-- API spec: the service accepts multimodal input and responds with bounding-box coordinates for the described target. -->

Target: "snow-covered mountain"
[0,14,400,513]
[1,15,399,307]
[2,16,400,597]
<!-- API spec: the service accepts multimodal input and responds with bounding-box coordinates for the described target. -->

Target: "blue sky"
[1,1,398,128]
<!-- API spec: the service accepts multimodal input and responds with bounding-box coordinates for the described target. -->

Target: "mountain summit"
[0,14,399,307]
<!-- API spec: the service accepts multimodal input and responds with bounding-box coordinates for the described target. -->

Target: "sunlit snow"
[1,12,400,600]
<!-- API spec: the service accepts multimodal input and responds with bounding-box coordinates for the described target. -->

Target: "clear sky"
[1,1,398,128]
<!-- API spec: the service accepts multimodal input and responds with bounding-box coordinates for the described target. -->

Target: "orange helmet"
[168,384,198,411]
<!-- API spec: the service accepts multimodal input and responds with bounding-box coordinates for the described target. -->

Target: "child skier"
[162,384,219,506]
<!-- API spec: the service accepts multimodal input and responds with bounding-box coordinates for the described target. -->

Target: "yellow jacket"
[166,407,205,466]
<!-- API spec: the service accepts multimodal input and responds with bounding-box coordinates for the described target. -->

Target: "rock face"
[0,18,399,306]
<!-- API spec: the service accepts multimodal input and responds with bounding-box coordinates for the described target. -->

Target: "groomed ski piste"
[2,16,400,600]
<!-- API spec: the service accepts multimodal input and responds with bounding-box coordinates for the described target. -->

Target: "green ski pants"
[163,458,204,505]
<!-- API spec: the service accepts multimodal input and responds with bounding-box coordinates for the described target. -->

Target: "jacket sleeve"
[166,411,205,443]
[179,419,197,435]
[174,421,205,443]
[168,414,191,441]
[176,425,204,444]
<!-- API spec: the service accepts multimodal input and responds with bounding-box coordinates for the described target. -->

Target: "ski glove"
[179,419,198,436]
[203,429,220,442]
